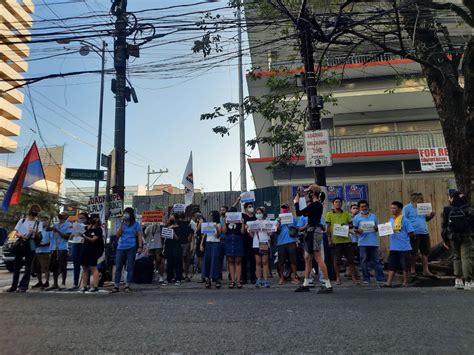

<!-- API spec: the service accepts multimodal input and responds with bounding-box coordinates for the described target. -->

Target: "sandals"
[228,282,235,289]
[111,287,120,293]
[236,282,243,289]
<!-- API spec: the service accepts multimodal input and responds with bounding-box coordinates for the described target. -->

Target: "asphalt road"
[0,280,472,354]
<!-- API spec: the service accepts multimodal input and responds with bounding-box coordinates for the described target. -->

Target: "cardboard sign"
[419,147,452,171]
[246,221,261,232]
[226,212,242,223]
[303,130,333,167]
[279,213,294,225]
[333,224,350,237]
[359,221,376,233]
[261,220,278,232]
[142,209,165,223]
[161,227,174,239]
[201,222,217,235]
[378,222,394,237]
[108,193,123,218]
[417,203,433,216]
[240,191,256,203]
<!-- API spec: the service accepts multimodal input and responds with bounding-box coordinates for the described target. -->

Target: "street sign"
[101,154,111,168]
[303,130,333,167]
[66,168,105,181]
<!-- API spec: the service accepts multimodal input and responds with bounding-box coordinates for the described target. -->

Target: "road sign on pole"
[65,168,105,181]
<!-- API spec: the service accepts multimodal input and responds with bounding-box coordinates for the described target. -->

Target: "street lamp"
[57,39,107,197]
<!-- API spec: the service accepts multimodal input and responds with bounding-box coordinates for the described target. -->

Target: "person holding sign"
[402,193,437,279]
[385,201,415,288]
[223,207,246,289]
[144,223,164,283]
[294,184,333,294]
[276,204,299,286]
[247,207,271,288]
[326,198,357,285]
[353,200,385,285]
[80,215,104,293]
[242,202,257,285]
[69,212,88,291]
[112,208,143,293]
[201,211,222,289]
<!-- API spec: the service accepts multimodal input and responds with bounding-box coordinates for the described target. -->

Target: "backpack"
[448,206,471,234]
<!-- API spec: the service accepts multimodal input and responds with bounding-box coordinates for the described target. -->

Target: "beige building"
[0,0,34,153]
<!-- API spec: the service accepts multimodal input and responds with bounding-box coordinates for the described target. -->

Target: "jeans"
[451,235,473,281]
[166,242,183,282]
[12,250,35,291]
[204,242,220,281]
[359,246,385,282]
[71,243,84,286]
[218,240,225,280]
[114,247,137,287]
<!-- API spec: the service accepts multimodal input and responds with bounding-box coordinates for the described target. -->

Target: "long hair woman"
[69,211,88,291]
[80,215,104,293]
[222,207,245,289]
[201,210,222,289]
[250,207,271,288]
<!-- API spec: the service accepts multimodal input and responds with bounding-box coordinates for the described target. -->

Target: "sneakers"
[264,280,271,288]
[295,285,310,292]
[255,279,262,288]
[317,286,334,294]
[464,281,472,291]
[86,287,99,293]
[175,281,181,287]
[455,278,464,290]
[158,276,164,283]
[362,281,370,286]
[31,282,43,289]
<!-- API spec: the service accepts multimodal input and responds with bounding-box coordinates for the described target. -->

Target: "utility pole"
[112,0,128,201]
[146,165,168,210]
[297,2,326,187]
[94,40,107,197]
[230,171,233,192]
[237,0,247,192]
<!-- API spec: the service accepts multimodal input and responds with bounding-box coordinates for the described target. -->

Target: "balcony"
[273,130,446,158]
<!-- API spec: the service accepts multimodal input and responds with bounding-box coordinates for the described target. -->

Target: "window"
[396,120,441,132]
[334,123,395,136]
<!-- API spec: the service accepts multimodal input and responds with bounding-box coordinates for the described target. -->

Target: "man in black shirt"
[294,184,333,293]
[242,202,257,284]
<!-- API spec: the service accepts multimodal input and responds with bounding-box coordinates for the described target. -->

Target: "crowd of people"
[4,186,473,294]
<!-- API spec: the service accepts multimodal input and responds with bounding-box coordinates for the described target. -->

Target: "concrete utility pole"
[297,1,326,187]
[146,165,168,210]
[237,0,247,192]
[95,40,107,197]
[112,0,128,201]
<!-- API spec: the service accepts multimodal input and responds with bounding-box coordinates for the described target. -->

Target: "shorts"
[332,242,355,266]
[388,251,411,271]
[277,243,297,266]
[49,250,68,272]
[33,253,50,273]
[303,227,323,253]
[181,243,190,257]
[149,248,163,258]
[410,234,431,256]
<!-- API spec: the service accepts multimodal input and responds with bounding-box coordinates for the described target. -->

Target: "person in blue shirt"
[385,201,415,288]
[276,204,299,286]
[31,215,53,290]
[353,200,385,285]
[402,192,436,278]
[112,207,143,293]
[47,212,72,291]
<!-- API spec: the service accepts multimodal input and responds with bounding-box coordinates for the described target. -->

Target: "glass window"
[334,123,395,136]
[396,120,441,132]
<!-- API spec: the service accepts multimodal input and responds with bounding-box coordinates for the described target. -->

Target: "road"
[0,273,472,354]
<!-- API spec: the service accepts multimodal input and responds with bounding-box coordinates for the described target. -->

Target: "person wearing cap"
[402,192,437,279]
[326,198,357,285]
[242,202,257,285]
[294,184,333,293]
[276,203,299,285]
[47,211,72,290]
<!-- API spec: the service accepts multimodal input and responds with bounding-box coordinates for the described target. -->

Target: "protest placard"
[173,204,186,213]
[161,227,174,239]
[201,222,216,235]
[247,221,261,232]
[378,222,394,237]
[261,220,278,232]
[359,221,376,232]
[417,203,433,215]
[142,209,165,223]
[333,224,350,237]
[240,191,255,203]
[266,214,275,220]
[279,213,294,225]
[225,212,242,223]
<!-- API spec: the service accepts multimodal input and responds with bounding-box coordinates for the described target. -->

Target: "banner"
[142,209,165,223]
[303,130,333,167]
[419,147,451,171]
[327,185,344,202]
[240,191,255,203]
[345,184,368,202]
[182,152,194,206]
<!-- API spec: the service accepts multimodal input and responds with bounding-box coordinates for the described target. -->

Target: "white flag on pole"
[182,152,194,207]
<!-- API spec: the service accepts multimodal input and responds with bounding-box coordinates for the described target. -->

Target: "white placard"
[359,221,376,232]
[247,221,261,232]
[279,213,294,225]
[303,130,333,168]
[173,204,186,213]
[225,212,242,223]
[261,220,278,232]
[378,222,394,237]
[417,203,433,215]
[161,227,174,239]
[333,224,350,237]
[266,214,275,221]
[418,147,451,171]
[240,191,256,203]
[201,222,216,235]
[299,197,307,210]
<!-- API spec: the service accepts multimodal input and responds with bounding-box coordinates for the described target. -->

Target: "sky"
[10,0,258,194]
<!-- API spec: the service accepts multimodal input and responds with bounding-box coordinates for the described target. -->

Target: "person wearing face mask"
[242,202,257,285]
[80,216,104,293]
[112,207,143,293]
[276,204,299,286]
[223,207,246,288]
[248,207,271,288]
[31,214,52,290]
[163,215,182,285]
[218,206,229,281]
[353,200,385,285]
[5,204,43,293]
[68,212,88,291]
[46,211,72,291]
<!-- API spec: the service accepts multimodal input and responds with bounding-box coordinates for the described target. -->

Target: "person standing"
[223,207,246,289]
[163,215,182,285]
[80,216,104,293]
[218,206,229,281]
[144,223,164,283]
[442,191,473,290]
[353,200,385,285]
[202,211,222,289]
[294,184,333,293]
[402,192,436,278]
[47,212,72,291]
[180,213,195,282]
[112,207,143,293]
[242,202,257,284]
[5,204,43,293]
[326,198,356,285]
[31,215,52,290]
[385,201,415,288]
[249,207,271,288]
[276,204,299,285]
[69,212,88,291]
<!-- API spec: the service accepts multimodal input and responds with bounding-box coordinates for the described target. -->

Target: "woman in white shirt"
[249,207,271,288]
[200,211,222,289]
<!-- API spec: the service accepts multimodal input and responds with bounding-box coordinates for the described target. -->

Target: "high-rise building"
[0,0,34,153]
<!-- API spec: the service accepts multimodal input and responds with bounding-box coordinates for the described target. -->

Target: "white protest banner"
[333,224,350,237]
[108,193,123,218]
[225,212,242,223]
[359,221,376,232]
[417,203,433,215]
[161,227,174,239]
[69,222,86,244]
[246,221,262,232]
[378,222,394,237]
[173,204,186,213]
[418,147,452,171]
[303,130,333,168]
[240,191,256,203]
[201,222,216,235]
[261,220,278,233]
[279,213,294,225]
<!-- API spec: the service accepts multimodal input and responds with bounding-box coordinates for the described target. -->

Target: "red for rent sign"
[418,147,452,171]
